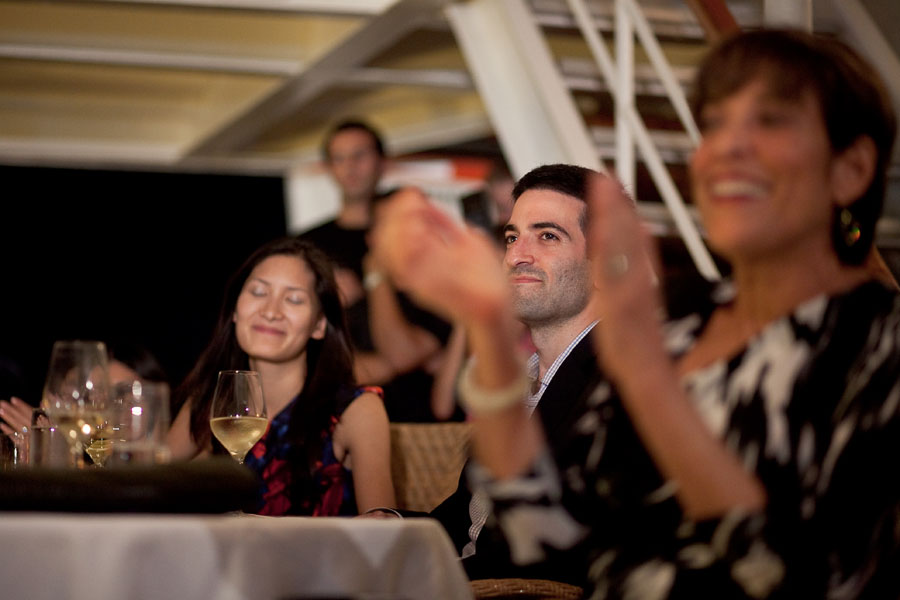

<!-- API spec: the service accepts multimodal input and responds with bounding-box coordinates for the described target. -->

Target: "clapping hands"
[371,188,510,327]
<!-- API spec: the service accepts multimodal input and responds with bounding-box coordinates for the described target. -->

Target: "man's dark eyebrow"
[503,224,518,234]
[530,221,571,240]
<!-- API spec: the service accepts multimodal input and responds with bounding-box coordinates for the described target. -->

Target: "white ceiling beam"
[0,44,473,88]
[0,138,293,175]
[41,0,397,17]
[0,43,302,76]
[342,67,472,89]
[0,41,698,96]
[184,0,453,158]
[0,139,181,168]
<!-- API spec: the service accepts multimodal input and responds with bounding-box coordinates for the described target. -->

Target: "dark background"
[5,165,899,408]
[0,165,288,404]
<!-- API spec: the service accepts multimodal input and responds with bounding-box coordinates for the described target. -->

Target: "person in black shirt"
[301,120,450,421]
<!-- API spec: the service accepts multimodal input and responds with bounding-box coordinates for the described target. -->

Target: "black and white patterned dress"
[475,281,900,599]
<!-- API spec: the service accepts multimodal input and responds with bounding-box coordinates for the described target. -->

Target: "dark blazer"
[429,331,604,583]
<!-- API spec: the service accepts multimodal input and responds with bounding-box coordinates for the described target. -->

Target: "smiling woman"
[372,29,900,599]
[167,238,395,516]
[232,254,327,368]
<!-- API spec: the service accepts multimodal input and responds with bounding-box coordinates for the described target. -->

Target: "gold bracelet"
[457,361,530,414]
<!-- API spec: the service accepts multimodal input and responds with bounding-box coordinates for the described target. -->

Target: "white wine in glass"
[85,435,114,467]
[209,370,267,464]
[40,340,111,467]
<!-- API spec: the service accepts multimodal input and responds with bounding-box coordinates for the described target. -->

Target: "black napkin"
[0,458,259,513]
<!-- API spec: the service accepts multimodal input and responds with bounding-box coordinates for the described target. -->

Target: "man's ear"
[832,135,877,208]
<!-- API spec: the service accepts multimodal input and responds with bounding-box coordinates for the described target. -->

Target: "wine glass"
[40,340,110,467]
[89,380,171,467]
[209,370,267,464]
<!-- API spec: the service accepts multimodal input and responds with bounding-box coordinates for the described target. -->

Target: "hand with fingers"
[586,176,667,381]
[0,396,36,451]
[371,187,510,328]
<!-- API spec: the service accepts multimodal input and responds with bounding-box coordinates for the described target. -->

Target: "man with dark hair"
[320,120,386,163]
[303,120,387,299]
[422,163,606,584]
[302,120,451,421]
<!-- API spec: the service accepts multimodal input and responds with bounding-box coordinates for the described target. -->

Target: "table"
[0,513,474,600]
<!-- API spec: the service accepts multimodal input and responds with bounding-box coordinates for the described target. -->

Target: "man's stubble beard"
[511,263,592,329]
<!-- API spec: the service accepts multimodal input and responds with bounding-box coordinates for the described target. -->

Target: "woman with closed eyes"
[168,238,394,516]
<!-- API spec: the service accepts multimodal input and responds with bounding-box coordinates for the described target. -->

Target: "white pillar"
[763,0,812,30]
[445,0,604,178]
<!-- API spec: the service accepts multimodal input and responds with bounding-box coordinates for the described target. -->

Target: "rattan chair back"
[389,422,471,512]
[470,578,584,599]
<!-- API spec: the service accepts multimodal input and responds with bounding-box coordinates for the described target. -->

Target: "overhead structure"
[446,0,603,177]
[188,0,454,158]
[1,0,899,265]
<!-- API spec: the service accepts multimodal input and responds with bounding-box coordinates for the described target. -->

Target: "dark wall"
[0,166,287,403]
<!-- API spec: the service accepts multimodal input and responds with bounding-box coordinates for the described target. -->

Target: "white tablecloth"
[0,513,473,600]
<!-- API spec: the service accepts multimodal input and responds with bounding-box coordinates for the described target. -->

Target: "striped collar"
[525,320,599,415]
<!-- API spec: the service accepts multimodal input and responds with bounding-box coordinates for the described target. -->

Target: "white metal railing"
[565,0,720,281]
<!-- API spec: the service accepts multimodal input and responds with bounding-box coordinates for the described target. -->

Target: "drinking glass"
[40,340,111,467]
[99,380,171,467]
[0,432,24,470]
[209,370,267,464]
[29,408,74,467]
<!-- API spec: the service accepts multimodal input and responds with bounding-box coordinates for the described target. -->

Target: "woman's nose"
[261,298,282,319]
[708,117,753,159]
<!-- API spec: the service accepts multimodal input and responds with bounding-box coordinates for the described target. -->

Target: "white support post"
[615,0,635,192]
[763,0,812,31]
[446,0,604,177]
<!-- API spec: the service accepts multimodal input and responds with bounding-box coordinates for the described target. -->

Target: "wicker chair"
[470,578,584,599]
[389,422,471,512]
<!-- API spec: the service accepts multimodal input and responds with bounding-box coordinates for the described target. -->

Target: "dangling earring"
[831,204,868,265]
[838,207,862,248]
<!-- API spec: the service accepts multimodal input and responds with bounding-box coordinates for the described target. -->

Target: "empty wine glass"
[40,340,110,467]
[29,407,74,467]
[90,380,171,467]
[209,370,267,464]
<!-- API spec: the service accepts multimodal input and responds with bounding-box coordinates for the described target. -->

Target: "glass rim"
[113,379,170,389]
[50,339,107,349]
